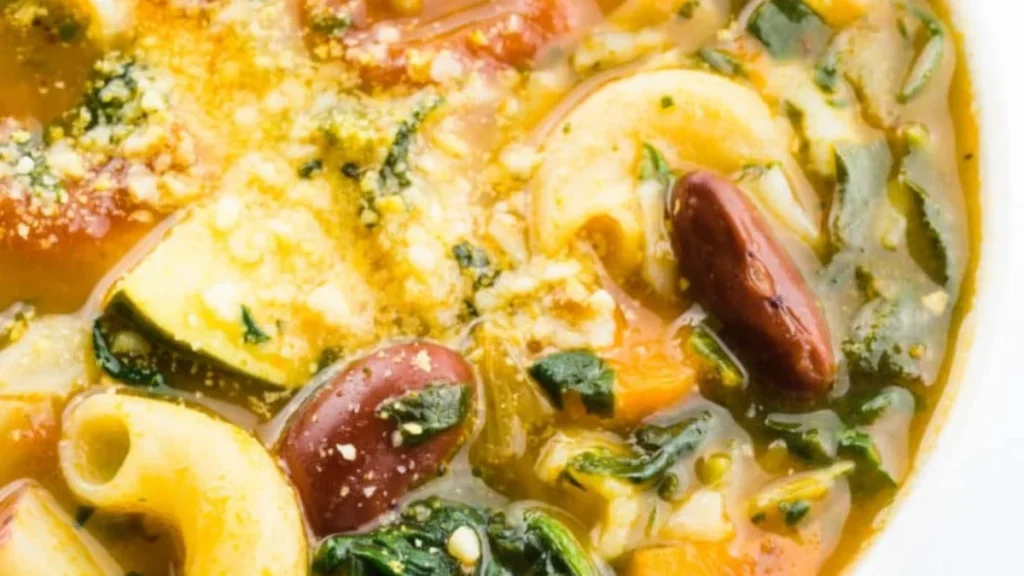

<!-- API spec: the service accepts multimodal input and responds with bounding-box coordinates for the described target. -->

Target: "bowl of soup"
[0,0,986,574]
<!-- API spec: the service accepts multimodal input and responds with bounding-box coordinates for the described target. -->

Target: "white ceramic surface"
[854,2,1024,573]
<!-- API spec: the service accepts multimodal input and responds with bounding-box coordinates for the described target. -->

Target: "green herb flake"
[241,305,272,345]
[567,411,714,484]
[378,95,444,194]
[660,95,675,109]
[778,499,811,526]
[829,141,893,253]
[297,159,323,179]
[747,0,832,59]
[375,382,471,446]
[697,47,743,77]
[528,350,615,418]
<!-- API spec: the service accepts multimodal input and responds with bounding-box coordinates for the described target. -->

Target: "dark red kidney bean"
[669,170,836,393]
[280,341,474,536]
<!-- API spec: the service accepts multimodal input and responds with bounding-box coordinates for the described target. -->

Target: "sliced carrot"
[624,543,753,576]
[610,345,697,423]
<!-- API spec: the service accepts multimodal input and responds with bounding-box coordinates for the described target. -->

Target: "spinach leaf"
[314,498,595,576]
[837,429,896,491]
[489,511,594,576]
[829,141,893,252]
[687,325,746,387]
[697,47,743,77]
[843,292,932,381]
[813,46,841,93]
[375,382,471,446]
[903,179,954,286]
[637,142,673,191]
[379,95,444,194]
[853,386,916,425]
[567,411,714,484]
[747,0,832,59]
[764,411,843,463]
[898,9,945,103]
[240,305,271,345]
[92,320,166,388]
[529,351,615,418]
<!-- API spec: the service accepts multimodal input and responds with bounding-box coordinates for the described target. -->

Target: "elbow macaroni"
[0,480,122,576]
[531,69,819,281]
[59,393,308,576]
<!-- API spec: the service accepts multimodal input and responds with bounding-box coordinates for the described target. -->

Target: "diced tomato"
[300,0,600,86]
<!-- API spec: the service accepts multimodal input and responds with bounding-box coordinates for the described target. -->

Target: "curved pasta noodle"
[59,393,308,576]
[0,480,122,576]
[532,69,818,278]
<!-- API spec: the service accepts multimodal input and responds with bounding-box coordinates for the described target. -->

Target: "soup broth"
[0,0,979,574]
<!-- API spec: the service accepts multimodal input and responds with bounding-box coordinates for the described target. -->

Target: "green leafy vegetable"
[375,382,471,446]
[747,0,832,59]
[529,350,615,418]
[837,429,895,490]
[898,9,945,103]
[814,47,841,93]
[843,293,932,381]
[567,411,714,484]
[829,141,893,252]
[314,498,595,576]
[903,180,953,286]
[240,306,271,345]
[687,325,746,387]
[854,386,916,425]
[637,142,673,192]
[676,0,700,19]
[764,411,843,463]
[92,320,166,388]
[379,95,444,193]
[697,47,743,77]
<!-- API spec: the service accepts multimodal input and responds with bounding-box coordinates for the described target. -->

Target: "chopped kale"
[903,179,954,286]
[308,10,354,38]
[451,241,499,289]
[829,141,893,252]
[747,0,832,59]
[697,47,744,77]
[637,142,673,192]
[240,306,271,345]
[92,320,166,388]
[528,350,615,418]
[567,411,714,484]
[375,382,471,446]
[341,162,361,179]
[837,429,896,490]
[843,293,932,381]
[854,386,916,425]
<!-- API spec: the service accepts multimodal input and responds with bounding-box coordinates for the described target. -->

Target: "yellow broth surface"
[0,0,979,575]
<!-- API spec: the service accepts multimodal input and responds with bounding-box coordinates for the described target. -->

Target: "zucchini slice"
[108,196,376,388]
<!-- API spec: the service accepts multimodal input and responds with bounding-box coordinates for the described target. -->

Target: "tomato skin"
[301,0,598,86]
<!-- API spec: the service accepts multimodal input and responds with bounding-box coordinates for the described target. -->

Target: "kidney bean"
[280,341,475,536]
[669,170,836,393]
